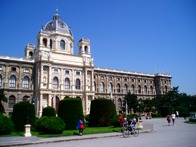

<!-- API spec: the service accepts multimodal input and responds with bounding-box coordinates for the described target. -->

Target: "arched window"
[94,82,96,92]
[131,84,134,94]
[43,38,47,47]
[23,76,29,89]
[150,86,153,95]
[50,39,52,49]
[53,77,58,89]
[65,78,70,89]
[0,74,2,87]
[29,51,33,57]
[165,86,168,94]
[138,85,141,94]
[60,40,65,49]
[108,83,113,93]
[144,85,147,94]
[79,47,82,54]
[124,84,128,94]
[85,46,88,54]
[9,95,16,108]
[9,75,16,88]
[100,82,104,92]
[75,79,80,89]
[23,96,30,101]
[52,96,60,110]
[117,83,120,93]
[118,98,122,109]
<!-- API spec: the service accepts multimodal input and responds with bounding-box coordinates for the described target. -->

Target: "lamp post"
[24,99,32,137]
[125,100,128,121]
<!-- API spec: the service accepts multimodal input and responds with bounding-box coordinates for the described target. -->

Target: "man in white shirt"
[171,113,176,125]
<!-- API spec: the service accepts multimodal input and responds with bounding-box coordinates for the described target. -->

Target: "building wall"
[0,57,34,115]
[94,68,171,113]
[0,12,172,116]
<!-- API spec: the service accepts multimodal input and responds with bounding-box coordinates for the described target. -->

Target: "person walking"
[118,114,124,132]
[118,114,124,127]
[167,115,171,126]
[176,111,179,119]
[171,113,176,125]
[77,118,84,136]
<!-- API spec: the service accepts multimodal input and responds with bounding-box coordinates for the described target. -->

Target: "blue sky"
[0,0,196,95]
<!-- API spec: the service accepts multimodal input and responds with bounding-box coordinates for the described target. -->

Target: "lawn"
[2,126,122,138]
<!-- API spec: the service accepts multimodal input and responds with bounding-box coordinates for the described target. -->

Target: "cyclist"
[128,117,136,132]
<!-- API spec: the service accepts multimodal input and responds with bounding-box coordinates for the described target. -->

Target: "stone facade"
[0,12,172,116]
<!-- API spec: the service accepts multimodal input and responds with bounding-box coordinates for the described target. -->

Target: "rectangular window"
[65,70,70,74]
[109,76,112,81]
[24,67,30,73]
[54,68,58,73]
[87,71,91,76]
[76,71,81,75]
[11,67,16,72]
[43,66,49,72]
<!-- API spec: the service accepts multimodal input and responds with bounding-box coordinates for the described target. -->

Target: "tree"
[124,92,138,113]
[58,98,84,130]
[156,86,196,116]
[89,98,116,127]
[143,98,156,113]
[0,89,7,113]
[11,101,36,131]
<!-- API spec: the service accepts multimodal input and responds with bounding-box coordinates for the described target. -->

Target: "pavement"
[0,121,153,147]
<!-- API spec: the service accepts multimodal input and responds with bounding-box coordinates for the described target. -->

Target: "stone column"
[38,94,43,117]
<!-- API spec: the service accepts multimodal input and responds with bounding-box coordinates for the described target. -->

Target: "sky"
[0,0,196,95]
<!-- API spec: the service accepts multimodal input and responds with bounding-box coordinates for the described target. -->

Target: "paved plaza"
[0,118,195,147]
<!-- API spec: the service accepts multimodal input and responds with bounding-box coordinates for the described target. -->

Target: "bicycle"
[122,123,139,138]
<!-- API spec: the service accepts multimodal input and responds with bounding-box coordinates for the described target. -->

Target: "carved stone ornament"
[41,51,49,59]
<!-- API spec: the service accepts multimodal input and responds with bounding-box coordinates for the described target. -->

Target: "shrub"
[35,116,65,134]
[189,118,196,122]
[160,106,172,117]
[0,114,14,135]
[11,101,36,131]
[58,98,84,130]
[42,106,56,117]
[189,106,196,112]
[85,114,90,122]
[89,98,117,127]
[111,114,120,127]
[85,114,90,126]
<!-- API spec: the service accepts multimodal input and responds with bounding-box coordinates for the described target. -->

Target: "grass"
[1,126,122,138]
[38,126,121,137]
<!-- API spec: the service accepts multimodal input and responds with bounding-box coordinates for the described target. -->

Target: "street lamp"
[125,100,128,120]
[24,98,32,137]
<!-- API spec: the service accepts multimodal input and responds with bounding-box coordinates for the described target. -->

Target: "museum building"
[0,12,172,116]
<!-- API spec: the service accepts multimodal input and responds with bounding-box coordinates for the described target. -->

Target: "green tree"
[89,98,116,127]
[143,98,156,112]
[0,89,7,114]
[58,98,84,130]
[11,101,36,131]
[156,86,196,116]
[157,87,180,113]
[124,92,138,113]
[42,106,56,117]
